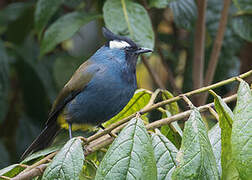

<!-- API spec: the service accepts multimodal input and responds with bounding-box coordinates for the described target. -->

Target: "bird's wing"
[46,60,100,125]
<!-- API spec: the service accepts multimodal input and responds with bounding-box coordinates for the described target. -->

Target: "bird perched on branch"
[21,27,152,159]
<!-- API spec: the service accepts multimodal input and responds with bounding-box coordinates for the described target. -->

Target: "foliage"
[0,0,252,179]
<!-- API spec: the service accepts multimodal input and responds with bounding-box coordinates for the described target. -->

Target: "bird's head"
[102,27,152,66]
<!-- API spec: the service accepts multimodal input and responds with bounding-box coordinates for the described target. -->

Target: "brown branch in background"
[157,46,182,95]
[192,0,207,105]
[141,56,166,89]
[200,0,232,105]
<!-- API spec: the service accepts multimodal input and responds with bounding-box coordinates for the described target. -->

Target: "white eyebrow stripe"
[109,40,130,49]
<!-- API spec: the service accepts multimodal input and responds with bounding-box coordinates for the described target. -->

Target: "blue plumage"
[21,27,152,159]
[64,46,137,125]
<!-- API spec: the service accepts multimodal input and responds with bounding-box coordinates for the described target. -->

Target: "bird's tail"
[21,121,60,160]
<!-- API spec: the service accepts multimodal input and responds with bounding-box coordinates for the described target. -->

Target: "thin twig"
[141,56,166,89]
[200,0,232,105]
[193,0,207,105]
[208,106,219,121]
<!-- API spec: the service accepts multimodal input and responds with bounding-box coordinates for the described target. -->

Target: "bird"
[21,27,152,159]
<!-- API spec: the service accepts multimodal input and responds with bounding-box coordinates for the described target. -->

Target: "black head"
[102,27,152,55]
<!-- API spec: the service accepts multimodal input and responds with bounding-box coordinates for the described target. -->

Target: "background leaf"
[103,0,154,49]
[170,0,197,30]
[42,137,84,180]
[95,117,157,180]
[151,133,178,180]
[231,80,252,179]
[172,108,219,180]
[34,0,63,39]
[232,15,252,42]
[0,40,9,123]
[40,12,101,56]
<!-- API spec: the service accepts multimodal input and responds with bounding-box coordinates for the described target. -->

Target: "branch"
[157,46,182,95]
[12,164,47,180]
[141,56,166,89]
[192,0,207,105]
[200,0,232,105]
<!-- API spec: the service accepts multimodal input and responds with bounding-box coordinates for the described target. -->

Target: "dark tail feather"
[21,122,60,160]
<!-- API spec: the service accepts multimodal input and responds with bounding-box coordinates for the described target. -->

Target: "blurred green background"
[0,0,251,168]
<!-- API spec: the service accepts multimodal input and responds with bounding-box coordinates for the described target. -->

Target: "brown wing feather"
[47,60,99,125]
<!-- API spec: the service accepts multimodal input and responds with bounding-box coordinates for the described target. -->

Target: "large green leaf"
[151,133,178,180]
[211,91,239,179]
[13,36,57,102]
[34,0,63,39]
[231,80,252,179]
[0,40,9,123]
[0,164,25,178]
[42,137,84,180]
[172,107,219,180]
[232,15,252,42]
[160,90,182,148]
[40,12,101,56]
[103,89,152,127]
[0,2,32,26]
[150,0,197,30]
[53,55,83,89]
[170,0,197,30]
[103,0,154,49]
[208,123,222,176]
[95,117,157,180]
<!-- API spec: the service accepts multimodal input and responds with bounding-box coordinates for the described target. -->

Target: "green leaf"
[95,117,157,180]
[211,91,239,179]
[0,2,32,25]
[160,90,182,148]
[34,0,63,39]
[231,80,252,179]
[149,0,171,8]
[208,123,222,176]
[170,0,197,30]
[161,90,179,115]
[103,0,154,49]
[103,89,152,127]
[172,107,219,180]
[40,12,101,56]
[0,164,25,178]
[42,137,84,180]
[13,36,57,102]
[233,0,252,13]
[53,55,83,89]
[233,15,252,42]
[151,133,178,180]
[150,0,197,30]
[0,40,9,123]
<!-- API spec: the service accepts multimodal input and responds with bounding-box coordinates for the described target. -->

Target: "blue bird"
[21,27,152,159]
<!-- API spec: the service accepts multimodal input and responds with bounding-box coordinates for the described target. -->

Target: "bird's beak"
[135,48,153,54]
